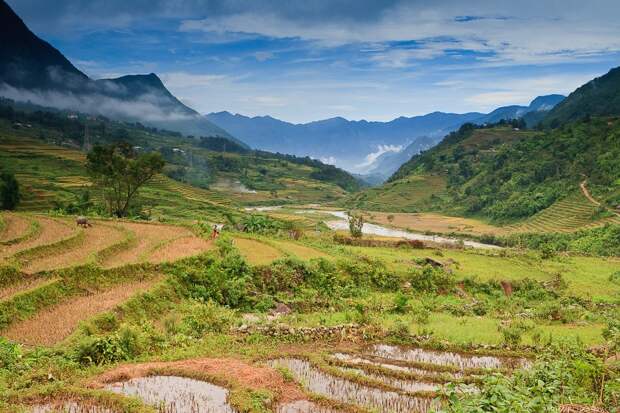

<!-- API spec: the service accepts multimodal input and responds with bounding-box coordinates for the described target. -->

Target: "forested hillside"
[366,118,620,222]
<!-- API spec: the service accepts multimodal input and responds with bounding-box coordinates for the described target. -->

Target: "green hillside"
[0,99,360,215]
[543,66,620,127]
[353,118,620,227]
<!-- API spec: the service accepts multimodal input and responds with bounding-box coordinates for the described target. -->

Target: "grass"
[232,237,283,265]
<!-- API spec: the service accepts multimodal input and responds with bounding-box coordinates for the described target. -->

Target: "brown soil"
[365,211,506,236]
[0,277,58,302]
[2,276,161,346]
[89,357,305,403]
[0,216,76,260]
[0,213,31,243]
[148,235,213,264]
[101,221,191,268]
[22,222,125,274]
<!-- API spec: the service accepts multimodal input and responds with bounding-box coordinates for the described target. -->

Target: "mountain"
[0,0,242,146]
[0,0,87,91]
[207,96,564,175]
[543,66,620,127]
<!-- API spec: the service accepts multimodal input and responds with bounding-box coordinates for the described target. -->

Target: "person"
[211,224,220,239]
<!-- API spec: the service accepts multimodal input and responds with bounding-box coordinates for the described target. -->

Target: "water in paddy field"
[330,352,465,379]
[335,365,441,393]
[268,358,437,413]
[105,375,236,413]
[369,344,530,370]
[276,400,342,413]
[30,402,115,413]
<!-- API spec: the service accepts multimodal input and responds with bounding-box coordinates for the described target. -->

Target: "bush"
[176,299,236,336]
[74,324,144,365]
[498,319,533,347]
[0,172,19,210]
[0,338,21,369]
[408,265,455,293]
[348,212,364,238]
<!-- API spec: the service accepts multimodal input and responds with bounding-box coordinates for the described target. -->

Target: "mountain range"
[0,0,242,145]
[207,94,565,178]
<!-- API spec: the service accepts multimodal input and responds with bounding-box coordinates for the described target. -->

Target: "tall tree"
[0,172,20,210]
[86,143,164,217]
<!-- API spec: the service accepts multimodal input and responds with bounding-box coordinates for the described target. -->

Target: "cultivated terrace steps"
[509,191,615,233]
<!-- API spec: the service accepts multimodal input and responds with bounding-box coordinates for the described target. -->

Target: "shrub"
[392,293,409,314]
[498,319,533,347]
[408,265,455,293]
[0,338,21,369]
[177,299,236,336]
[0,172,19,210]
[348,212,364,238]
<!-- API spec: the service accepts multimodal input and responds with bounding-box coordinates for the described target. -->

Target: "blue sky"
[8,0,620,123]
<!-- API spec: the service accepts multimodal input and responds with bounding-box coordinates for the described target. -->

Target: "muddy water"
[105,375,236,413]
[331,352,464,379]
[276,400,341,413]
[336,366,440,393]
[269,358,436,413]
[31,401,115,413]
[321,210,500,250]
[370,344,528,370]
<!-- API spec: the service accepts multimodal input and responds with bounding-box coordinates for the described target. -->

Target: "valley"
[0,1,619,412]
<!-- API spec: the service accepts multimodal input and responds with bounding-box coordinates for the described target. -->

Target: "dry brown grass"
[0,216,76,260]
[233,237,282,265]
[2,276,162,346]
[0,276,59,302]
[101,221,191,268]
[22,222,125,274]
[148,235,214,264]
[365,212,507,236]
[0,213,31,243]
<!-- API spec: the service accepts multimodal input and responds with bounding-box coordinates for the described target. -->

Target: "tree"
[86,143,164,217]
[348,211,364,238]
[0,172,20,210]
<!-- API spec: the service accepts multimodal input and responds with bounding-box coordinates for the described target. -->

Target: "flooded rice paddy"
[105,375,236,413]
[268,358,437,413]
[369,344,529,370]
[335,365,440,393]
[276,400,341,413]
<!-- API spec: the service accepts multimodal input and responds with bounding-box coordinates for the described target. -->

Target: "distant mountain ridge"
[207,94,564,177]
[0,0,242,145]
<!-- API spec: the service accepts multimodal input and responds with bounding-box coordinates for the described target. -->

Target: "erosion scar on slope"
[2,276,162,346]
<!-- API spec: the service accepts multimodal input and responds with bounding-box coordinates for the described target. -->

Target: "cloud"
[0,83,194,122]
[356,144,403,169]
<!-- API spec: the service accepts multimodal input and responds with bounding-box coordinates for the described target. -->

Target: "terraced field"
[346,175,447,212]
[0,213,215,273]
[509,191,620,233]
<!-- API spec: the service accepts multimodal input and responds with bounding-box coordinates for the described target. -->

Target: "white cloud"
[356,144,403,169]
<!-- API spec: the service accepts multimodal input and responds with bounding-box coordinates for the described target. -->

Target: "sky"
[8,0,620,123]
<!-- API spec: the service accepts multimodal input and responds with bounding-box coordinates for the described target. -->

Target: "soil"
[0,216,76,259]
[90,357,306,403]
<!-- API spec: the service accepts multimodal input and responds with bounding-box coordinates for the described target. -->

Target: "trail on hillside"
[581,179,619,217]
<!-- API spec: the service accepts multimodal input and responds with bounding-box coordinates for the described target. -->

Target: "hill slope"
[350,118,620,228]
[543,66,620,127]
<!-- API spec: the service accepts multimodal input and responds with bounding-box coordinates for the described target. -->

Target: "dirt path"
[22,222,125,273]
[89,357,305,404]
[148,235,213,264]
[0,217,76,260]
[581,179,619,217]
[0,214,31,243]
[2,276,161,346]
[101,221,191,268]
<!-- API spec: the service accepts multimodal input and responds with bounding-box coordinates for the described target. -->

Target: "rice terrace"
[1,1,620,412]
